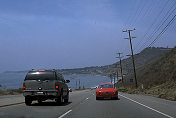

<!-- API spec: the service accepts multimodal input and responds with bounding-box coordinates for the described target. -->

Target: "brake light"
[23,82,26,90]
[39,70,45,71]
[55,85,59,90]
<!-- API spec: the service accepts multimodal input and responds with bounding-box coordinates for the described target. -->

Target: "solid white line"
[119,94,173,118]
[58,110,72,118]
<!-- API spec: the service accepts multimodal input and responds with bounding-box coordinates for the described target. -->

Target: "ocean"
[0,72,110,90]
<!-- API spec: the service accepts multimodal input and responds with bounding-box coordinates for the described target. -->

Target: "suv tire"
[96,97,100,100]
[25,97,32,106]
[38,100,43,104]
[56,94,63,105]
[64,93,69,103]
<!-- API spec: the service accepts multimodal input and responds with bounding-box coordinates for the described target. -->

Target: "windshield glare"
[25,71,55,80]
[100,84,113,88]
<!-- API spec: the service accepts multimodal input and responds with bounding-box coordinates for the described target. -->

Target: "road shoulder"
[119,92,176,118]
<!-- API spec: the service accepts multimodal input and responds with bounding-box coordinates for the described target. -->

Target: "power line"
[122,0,160,55]
[121,0,142,55]
[135,13,176,59]
[133,0,171,52]
[124,0,142,28]
[129,0,147,28]
[132,0,158,28]
[136,3,176,52]
[148,15,176,47]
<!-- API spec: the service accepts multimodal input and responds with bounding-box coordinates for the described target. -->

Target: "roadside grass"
[0,88,23,95]
[145,81,176,101]
[116,80,176,101]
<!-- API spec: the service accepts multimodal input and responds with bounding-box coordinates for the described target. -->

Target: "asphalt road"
[0,89,175,118]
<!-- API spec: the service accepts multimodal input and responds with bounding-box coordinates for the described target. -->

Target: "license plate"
[104,92,109,95]
[36,92,44,95]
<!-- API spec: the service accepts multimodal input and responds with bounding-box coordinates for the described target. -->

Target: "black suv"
[23,69,70,105]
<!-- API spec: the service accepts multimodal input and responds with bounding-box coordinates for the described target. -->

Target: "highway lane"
[66,93,174,118]
[0,89,93,118]
[0,89,175,118]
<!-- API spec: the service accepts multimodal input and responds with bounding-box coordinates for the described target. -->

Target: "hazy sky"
[0,0,176,72]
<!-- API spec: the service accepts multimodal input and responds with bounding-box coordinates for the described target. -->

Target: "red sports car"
[96,83,118,100]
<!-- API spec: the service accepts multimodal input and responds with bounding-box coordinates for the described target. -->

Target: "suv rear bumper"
[23,90,60,97]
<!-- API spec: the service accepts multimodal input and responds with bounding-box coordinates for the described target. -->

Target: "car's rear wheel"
[112,96,118,100]
[56,94,63,105]
[25,96,32,106]
[96,97,100,100]
[64,92,69,103]
[38,99,42,104]
[116,96,119,100]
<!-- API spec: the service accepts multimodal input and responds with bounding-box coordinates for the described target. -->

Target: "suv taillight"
[23,82,26,90]
[55,85,59,90]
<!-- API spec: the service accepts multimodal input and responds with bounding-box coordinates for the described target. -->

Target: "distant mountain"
[59,47,171,76]
[1,47,171,77]
[3,70,28,74]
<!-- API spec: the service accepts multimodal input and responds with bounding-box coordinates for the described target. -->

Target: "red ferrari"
[96,83,118,100]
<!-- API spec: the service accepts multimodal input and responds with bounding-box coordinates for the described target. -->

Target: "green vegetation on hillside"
[119,47,176,100]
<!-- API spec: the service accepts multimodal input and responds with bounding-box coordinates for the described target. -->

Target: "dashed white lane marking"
[58,110,72,118]
[119,94,173,118]
[86,97,89,100]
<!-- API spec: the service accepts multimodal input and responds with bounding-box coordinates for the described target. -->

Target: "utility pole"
[123,28,138,88]
[109,74,113,83]
[76,80,77,89]
[116,53,124,83]
[116,70,118,83]
[113,73,116,88]
[79,79,81,89]
[115,62,119,83]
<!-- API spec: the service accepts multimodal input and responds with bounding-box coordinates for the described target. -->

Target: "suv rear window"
[25,71,56,80]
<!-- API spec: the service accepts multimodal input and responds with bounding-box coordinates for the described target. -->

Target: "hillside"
[137,47,176,87]
[1,47,170,77]
[59,47,171,76]
[121,47,176,100]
